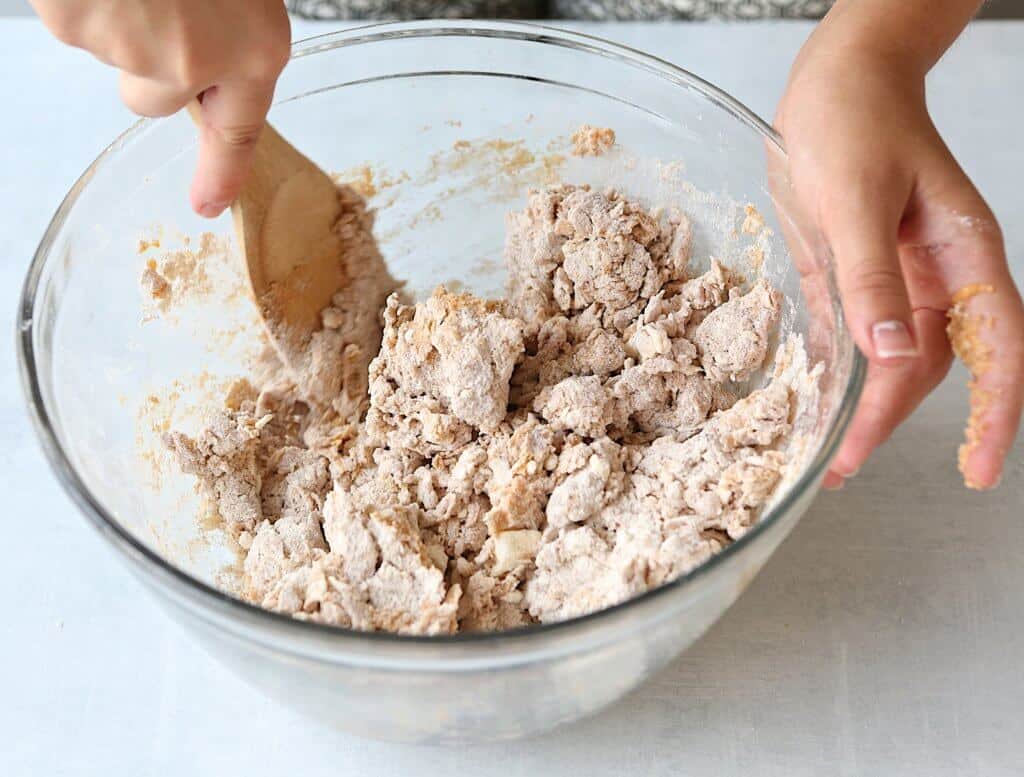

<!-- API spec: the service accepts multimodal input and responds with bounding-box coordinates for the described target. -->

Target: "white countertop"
[2,18,1023,777]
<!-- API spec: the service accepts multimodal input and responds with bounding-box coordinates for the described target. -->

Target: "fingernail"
[823,471,845,490]
[198,201,228,218]
[872,320,918,359]
[967,470,1002,491]
[836,465,859,478]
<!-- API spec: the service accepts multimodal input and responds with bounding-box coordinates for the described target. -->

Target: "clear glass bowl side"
[19,22,863,670]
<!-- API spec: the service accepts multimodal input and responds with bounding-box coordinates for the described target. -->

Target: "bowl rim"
[17,19,866,660]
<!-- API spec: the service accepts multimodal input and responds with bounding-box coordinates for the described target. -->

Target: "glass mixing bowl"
[18,21,864,743]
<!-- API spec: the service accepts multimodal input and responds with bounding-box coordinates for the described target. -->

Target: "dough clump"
[168,183,813,634]
[571,125,616,157]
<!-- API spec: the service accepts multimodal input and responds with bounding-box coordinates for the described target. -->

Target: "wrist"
[793,19,931,88]
[803,0,980,79]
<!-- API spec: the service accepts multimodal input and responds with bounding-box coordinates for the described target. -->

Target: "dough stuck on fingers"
[946,283,997,489]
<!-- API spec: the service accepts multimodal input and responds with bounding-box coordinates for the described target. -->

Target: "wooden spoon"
[187,101,345,374]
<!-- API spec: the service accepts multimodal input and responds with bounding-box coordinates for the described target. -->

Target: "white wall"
[0,1,31,15]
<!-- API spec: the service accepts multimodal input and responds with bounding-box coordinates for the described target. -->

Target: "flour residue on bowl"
[132,227,265,584]
[138,232,240,319]
[332,164,411,200]
[418,136,567,200]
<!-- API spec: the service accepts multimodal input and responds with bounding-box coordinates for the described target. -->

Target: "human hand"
[776,37,1024,490]
[31,0,291,218]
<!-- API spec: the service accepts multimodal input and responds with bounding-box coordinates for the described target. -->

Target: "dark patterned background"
[287,1,542,19]
[285,0,1023,20]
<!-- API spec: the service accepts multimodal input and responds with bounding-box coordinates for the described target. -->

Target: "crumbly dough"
[140,260,170,301]
[168,183,814,634]
[571,125,616,157]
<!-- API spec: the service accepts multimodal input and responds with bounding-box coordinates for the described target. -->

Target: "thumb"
[190,79,275,218]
